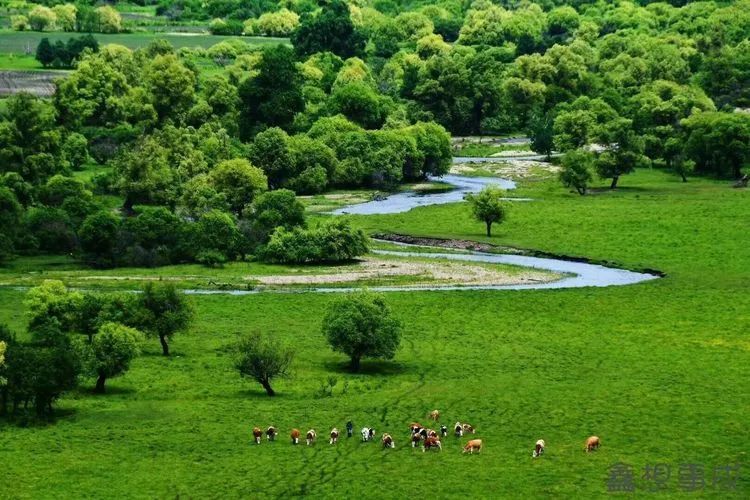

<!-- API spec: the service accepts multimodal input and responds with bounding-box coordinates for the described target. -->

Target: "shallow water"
[332,174,517,215]
[182,242,659,295]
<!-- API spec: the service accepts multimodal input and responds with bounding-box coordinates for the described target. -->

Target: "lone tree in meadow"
[234,333,294,396]
[466,186,506,237]
[138,283,193,356]
[560,149,594,195]
[322,292,401,372]
[88,322,144,393]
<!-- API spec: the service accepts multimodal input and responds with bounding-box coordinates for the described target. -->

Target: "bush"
[260,219,368,264]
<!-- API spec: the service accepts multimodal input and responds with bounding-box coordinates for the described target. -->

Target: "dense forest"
[1,0,750,268]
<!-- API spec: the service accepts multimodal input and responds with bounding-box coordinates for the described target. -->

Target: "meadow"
[0,168,747,497]
[0,30,288,55]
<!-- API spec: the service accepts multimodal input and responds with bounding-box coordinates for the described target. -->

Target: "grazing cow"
[454,422,463,437]
[462,423,475,434]
[346,421,354,438]
[440,425,448,437]
[426,429,438,438]
[423,437,442,452]
[411,433,422,448]
[429,410,440,421]
[266,426,278,441]
[330,428,339,445]
[361,427,375,441]
[382,433,395,449]
[409,423,422,435]
[463,439,482,454]
[252,426,262,445]
[291,429,300,445]
[533,439,545,458]
[585,436,600,452]
[306,429,317,446]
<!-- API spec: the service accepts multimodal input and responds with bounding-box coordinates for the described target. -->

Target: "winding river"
[185,165,660,295]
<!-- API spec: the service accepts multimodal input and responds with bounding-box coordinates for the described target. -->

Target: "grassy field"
[0,169,748,497]
[0,30,288,54]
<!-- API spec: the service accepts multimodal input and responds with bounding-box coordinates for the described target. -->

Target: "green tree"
[61,133,89,169]
[79,210,120,267]
[596,119,646,189]
[466,186,507,237]
[209,159,268,214]
[328,82,386,129]
[86,322,144,393]
[528,111,555,160]
[24,280,83,338]
[138,283,193,357]
[560,149,595,195]
[234,332,294,396]
[238,45,304,138]
[243,189,305,246]
[35,38,55,67]
[28,5,57,31]
[682,112,750,179]
[112,137,174,213]
[96,5,122,33]
[249,127,293,188]
[192,209,242,263]
[292,0,366,59]
[144,54,196,121]
[322,292,401,372]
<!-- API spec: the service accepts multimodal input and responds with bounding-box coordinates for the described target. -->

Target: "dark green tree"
[291,0,365,59]
[322,292,401,372]
[35,38,55,67]
[138,283,193,357]
[238,45,304,139]
[234,332,294,396]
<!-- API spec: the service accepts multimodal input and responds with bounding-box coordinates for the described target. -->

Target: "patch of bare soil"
[253,256,555,286]
[450,159,560,180]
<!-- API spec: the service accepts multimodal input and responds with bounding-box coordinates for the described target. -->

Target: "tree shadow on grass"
[0,407,78,428]
[322,360,413,376]
[234,387,294,400]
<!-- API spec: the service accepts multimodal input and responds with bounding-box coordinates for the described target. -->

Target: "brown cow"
[463,439,482,454]
[426,429,438,438]
[306,429,317,446]
[252,426,262,445]
[585,436,600,452]
[409,423,422,435]
[291,428,300,445]
[266,426,278,441]
[411,432,423,448]
[462,423,475,434]
[330,428,339,445]
[382,433,395,448]
[423,437,442,452]
[429,410,440,421]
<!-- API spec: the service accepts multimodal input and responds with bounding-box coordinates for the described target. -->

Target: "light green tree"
[466,186,506,237]
[28,6,57,31]
[209,159,268,214]
[86,323,144,393]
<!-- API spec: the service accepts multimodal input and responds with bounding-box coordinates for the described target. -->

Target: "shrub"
[260,219,368,264]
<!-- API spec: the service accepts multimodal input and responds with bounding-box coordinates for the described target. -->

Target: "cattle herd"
[251,409,602,456]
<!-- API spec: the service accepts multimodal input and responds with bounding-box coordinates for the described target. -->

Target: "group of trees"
[13,3,122,33]
[0,280,192,418]
[235,291,401,396]
[35,35,99,69]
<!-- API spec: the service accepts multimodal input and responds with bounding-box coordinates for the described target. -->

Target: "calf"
[266,426,277,441]
[291,429,300,445]
[411,432,423,448]
[533,439,545,458]
[429,409,440,421]
[440,425,448,437]
[361,427,375,442]
[382,433,395,449]
[585,436,600,452]
[252,426,262,445]
[423,437,442,452]
[330,428,339,445]
[463,439,482,454]
[306,429,317,446]
[454,422,463,437]
[462,423,475,434]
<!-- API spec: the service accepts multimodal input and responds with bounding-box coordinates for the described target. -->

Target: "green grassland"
[0,168,748,497]
[0,30,288,54]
